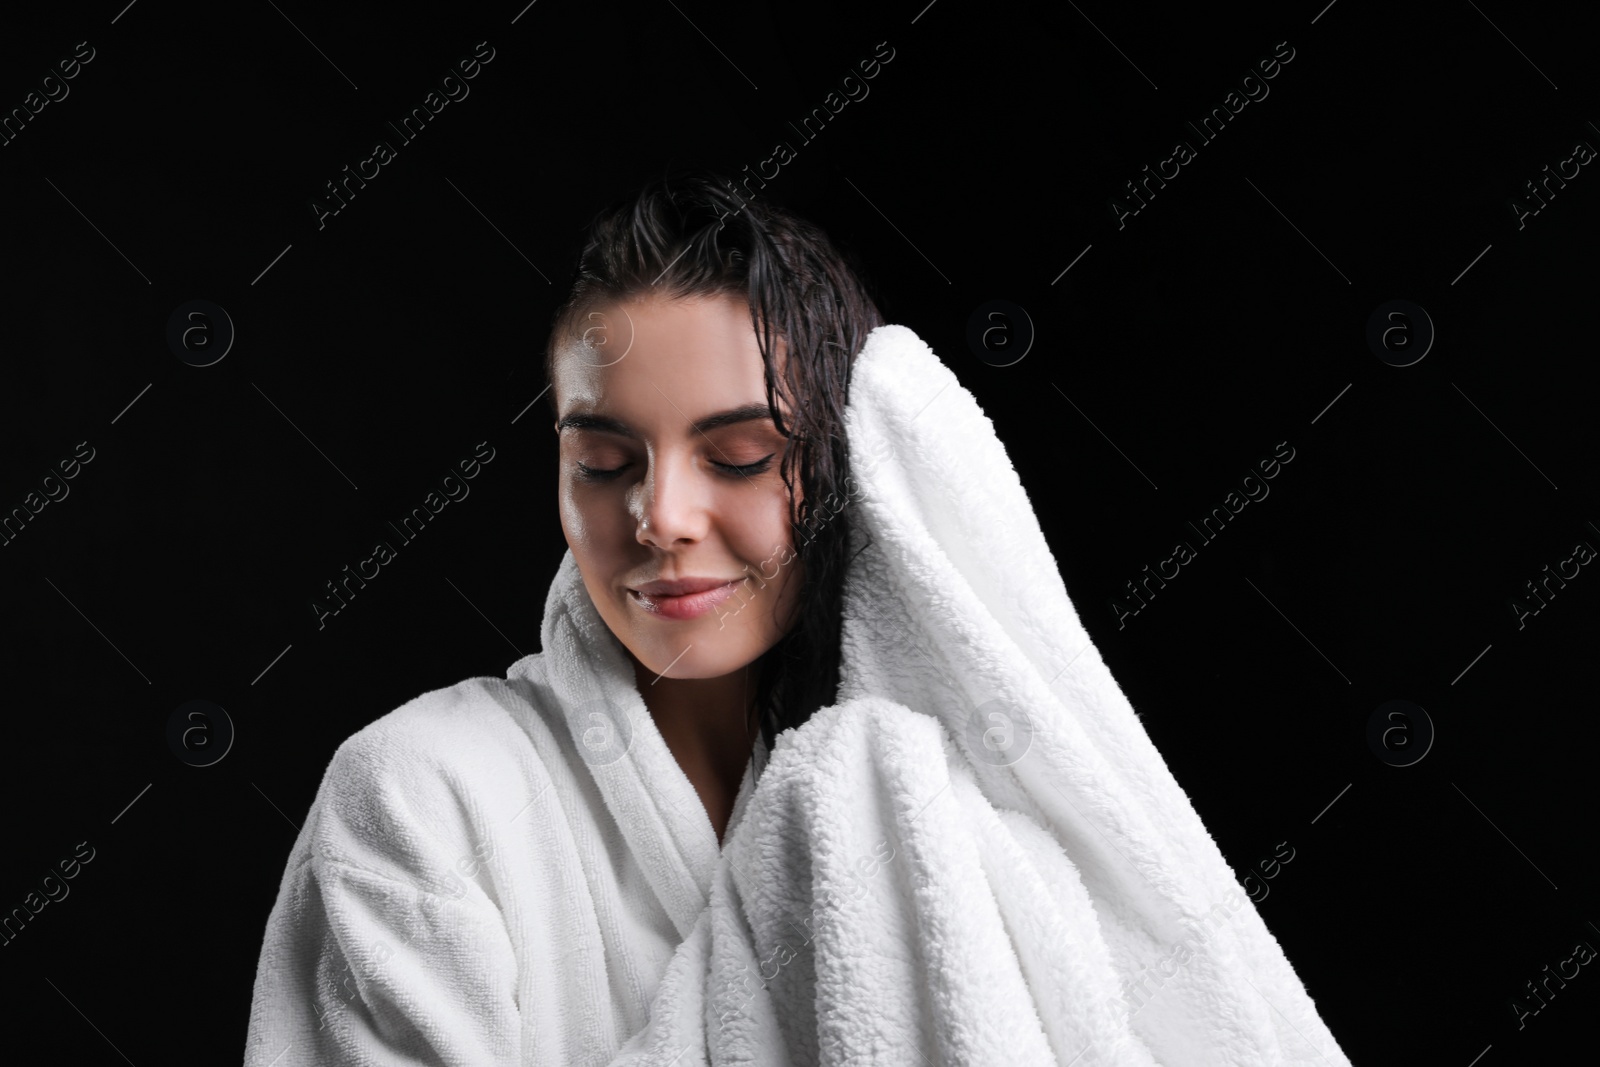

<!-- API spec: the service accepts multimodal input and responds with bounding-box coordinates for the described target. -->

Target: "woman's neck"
[631,659,761,835]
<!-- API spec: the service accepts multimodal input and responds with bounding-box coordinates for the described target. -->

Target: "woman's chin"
[625,638,753,684]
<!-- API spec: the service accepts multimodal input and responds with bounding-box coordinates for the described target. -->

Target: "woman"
[242,172,885,1065]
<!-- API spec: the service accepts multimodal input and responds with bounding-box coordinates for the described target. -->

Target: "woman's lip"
[628,580,741,621]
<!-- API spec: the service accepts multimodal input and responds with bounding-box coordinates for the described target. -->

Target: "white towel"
[582,323,1354,1065]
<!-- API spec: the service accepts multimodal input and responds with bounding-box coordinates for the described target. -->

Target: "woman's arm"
[241,679,673,1066]
[244,855,524,1066]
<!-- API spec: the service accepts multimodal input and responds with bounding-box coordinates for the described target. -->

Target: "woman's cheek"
[558,482,592,544]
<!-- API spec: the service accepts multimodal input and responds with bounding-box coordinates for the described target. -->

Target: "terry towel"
[599,323,1354,1065]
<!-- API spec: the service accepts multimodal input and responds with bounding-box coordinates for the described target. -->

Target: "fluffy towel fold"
[600,324,1353,1065]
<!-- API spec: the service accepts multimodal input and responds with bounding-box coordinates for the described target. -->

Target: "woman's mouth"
[628,580,742,621]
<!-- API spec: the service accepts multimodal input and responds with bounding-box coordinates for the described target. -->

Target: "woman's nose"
[634,455,709,547]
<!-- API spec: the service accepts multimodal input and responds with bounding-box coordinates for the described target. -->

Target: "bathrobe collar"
[538,549,766,941]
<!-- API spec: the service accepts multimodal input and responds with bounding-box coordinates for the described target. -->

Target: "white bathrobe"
[244,323,1353,1066]
[240,596,769,1066]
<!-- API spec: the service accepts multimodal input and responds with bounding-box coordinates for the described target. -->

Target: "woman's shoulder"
[302,652,569,887]
[330,653,560,778]
[342,652,556,758]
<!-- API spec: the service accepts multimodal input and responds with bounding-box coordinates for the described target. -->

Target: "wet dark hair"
[542,169,885,753]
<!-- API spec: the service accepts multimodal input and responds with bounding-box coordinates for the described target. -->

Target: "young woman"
[242,172,885,1065]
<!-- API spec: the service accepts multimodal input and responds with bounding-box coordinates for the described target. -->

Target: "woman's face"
[552,291,806,684]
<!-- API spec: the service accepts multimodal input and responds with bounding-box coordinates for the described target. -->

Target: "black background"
[2,0,1596,1062]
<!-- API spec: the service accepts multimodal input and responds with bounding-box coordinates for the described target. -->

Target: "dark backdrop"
[2,1,1595,1062]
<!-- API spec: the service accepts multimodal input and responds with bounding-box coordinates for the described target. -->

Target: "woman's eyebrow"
[556,403,778,438]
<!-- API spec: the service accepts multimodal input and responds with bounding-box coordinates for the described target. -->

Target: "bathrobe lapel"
[539,550,759,942]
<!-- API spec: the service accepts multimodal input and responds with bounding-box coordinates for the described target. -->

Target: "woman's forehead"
[553,294,789,415]
[574,293,752,352]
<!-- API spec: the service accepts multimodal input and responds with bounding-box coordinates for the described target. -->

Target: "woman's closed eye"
[575,454,776,482]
